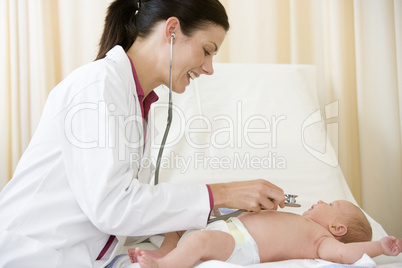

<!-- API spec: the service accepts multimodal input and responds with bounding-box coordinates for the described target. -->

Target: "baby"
[128,200,402,267]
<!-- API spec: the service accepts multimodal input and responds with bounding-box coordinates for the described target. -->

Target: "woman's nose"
[318,200,325,205]
[202,58,214,75]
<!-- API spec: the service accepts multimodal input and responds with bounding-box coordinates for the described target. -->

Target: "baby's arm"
[317,236,402,264]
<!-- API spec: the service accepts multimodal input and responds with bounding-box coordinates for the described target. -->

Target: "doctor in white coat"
[0,0,285,267]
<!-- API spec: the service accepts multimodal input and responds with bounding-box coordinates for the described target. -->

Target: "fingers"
[233,180,283,212]
[381,237,402,256]
[257,197,276,211]
[264,180,286,209]
[210,179,285,212]
[234,179,285,212]
[249,179,284,211]
[392,238,402,255]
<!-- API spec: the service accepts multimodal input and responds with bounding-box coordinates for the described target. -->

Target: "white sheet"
[118,63,402,267]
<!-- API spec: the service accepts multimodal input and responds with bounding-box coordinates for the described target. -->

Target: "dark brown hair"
[96,0,229,60]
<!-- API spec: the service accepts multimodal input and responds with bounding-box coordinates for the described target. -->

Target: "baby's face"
[302,200,354,228]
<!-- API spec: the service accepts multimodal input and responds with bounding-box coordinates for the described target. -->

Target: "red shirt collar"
[128,56,159,120]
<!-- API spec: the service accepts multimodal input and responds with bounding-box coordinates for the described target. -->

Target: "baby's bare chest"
[239,212,328,262]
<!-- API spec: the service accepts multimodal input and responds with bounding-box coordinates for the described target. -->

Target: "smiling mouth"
[188,70,197,80]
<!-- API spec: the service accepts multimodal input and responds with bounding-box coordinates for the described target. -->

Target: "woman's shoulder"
[54,46,132,92]
[76,46,131,82]
[48,46,135,115]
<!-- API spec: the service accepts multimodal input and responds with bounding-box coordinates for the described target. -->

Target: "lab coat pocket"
[0,230,63,268]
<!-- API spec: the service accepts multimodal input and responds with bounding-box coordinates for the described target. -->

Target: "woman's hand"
[209,179,285,212]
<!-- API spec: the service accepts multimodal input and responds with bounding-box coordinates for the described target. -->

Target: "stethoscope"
[153,33,301,224]
[154,32,175,185]
[207,194,301,223]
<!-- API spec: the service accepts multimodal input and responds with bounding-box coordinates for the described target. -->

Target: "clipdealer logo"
[149,101,288,171]
[63,100,288,170]
[150,101,287,150]
[63,99,339,169]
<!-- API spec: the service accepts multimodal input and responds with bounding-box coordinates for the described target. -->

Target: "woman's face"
[172,24,226,93]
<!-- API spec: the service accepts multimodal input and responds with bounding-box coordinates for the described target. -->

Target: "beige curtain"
[0,0,62,189]
[1,0,401,237]
[0,0,109,188]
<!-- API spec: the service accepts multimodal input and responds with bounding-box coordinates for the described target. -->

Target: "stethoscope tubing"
[154,34,174,185]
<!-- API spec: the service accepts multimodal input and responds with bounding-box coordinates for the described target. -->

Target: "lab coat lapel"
[103,236,126,267]
[130,75,155,185]
[137,121,155,185]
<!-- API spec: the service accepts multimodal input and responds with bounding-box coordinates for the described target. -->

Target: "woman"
[0,0,285,267]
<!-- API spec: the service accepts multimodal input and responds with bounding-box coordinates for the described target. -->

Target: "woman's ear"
[329,223,347,237]
[164,17,181,43]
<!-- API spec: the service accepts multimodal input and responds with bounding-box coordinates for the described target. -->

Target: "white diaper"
[224,217,260,265]
[179,217,260,265]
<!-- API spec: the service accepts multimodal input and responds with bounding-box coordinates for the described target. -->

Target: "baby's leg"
[128,232,184,262]
[138,230,235,268]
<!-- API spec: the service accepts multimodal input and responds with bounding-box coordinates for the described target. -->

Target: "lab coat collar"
[105,46,156,183]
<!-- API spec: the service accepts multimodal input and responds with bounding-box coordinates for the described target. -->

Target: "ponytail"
[96,0,229,60]
[96,0,139,60]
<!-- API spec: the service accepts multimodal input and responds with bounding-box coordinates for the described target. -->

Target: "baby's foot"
[128,247,166,263]
[128,247,141,263]
[138,250,159,268]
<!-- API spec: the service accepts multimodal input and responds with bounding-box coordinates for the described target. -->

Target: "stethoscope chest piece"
[284,194,301,207]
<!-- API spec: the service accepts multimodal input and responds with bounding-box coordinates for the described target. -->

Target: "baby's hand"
[380,236,402,256]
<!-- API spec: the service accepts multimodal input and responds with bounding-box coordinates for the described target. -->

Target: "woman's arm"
[317,236,402,264]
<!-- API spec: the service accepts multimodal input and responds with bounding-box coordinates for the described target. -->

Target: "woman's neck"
[126,35,168,99]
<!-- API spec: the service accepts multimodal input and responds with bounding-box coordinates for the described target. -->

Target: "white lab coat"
[0,46,211,268]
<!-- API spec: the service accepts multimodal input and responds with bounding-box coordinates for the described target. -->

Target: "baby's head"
[303,200,372,243]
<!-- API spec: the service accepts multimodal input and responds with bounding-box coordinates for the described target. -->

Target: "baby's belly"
[238,211,322,262]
